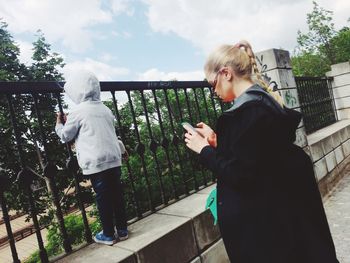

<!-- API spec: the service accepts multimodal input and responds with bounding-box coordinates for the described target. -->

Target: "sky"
[0,0,349,82]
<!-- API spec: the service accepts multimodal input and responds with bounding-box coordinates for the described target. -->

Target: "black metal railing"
[0,81,228,262]
[295,76,337,134]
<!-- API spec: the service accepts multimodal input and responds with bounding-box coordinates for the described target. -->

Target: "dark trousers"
[89,166,127,237]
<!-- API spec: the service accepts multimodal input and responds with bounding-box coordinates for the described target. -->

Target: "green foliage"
[331,27,350,63]
[88,203,102,235]
[47,214,85,252]
[28,30,65,81]
[296,1,336,63]
[0,20,28,80]
[291,52,330,77]
[292,2,350,76]
[24,213,101,262]
[23,250,40,263]
[0,20,73,224]
[104,88,220,218]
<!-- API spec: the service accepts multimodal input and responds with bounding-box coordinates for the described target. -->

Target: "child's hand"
[196,122,217,148]
[56,112,67,125]
[122,150,129,162]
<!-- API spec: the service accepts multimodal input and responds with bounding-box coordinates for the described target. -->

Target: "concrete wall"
[56,185,230,263]
[254,49,307,148]
[307,120,350,197]
[327,61,350,120]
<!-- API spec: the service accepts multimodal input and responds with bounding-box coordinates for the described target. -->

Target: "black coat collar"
[224,84,284,114]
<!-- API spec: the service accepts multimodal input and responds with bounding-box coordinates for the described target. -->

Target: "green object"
[205,188,218,225]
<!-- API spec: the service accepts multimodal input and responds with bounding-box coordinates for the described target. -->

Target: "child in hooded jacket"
[55,70,128,245]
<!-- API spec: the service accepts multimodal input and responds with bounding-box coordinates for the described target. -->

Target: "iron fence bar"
[139,90,167,205]
[163,89,189,195]
[54,92,93,244]
[192,88,208,186]
[6,94,49,263]
[151,89,179,200]
[183,88,199,190]
[31,92,72,253]
[110,91,142,218]
[0,174,20,263]
[173,88,200,191]
[327,78,338,121]
[209,89,219,120]
[200,87,213,127]
[200,87,217,181]
[126,90,154,212]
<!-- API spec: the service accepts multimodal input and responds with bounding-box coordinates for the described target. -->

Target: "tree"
[331,26,350,63]
[0,24,75,225]
[292,2,350,76]
[296,1,336,65]
[0,21,32,215]
[0,20,28,81]
[291,52,330,77]
[29,30,64,81]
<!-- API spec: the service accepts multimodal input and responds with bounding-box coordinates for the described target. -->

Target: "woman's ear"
[222,67,233,81]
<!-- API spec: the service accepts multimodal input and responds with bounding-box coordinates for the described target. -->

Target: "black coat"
[199,85,339,263]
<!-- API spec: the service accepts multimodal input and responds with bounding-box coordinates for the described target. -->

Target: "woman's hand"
[184,130,209,154]
[196,122,217,148]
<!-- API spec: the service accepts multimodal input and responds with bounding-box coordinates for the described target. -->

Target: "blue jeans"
[89,167,127,237]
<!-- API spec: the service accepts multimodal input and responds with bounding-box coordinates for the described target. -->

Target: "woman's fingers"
[184,132,193,139]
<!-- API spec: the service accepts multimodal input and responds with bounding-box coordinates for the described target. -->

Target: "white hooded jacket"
[55,71,124,175]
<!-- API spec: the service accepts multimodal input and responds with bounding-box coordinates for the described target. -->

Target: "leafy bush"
[24,213,100,263]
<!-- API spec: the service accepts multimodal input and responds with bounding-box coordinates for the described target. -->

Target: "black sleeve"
[199,104,275,188]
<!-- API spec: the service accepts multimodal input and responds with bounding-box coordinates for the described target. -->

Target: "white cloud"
[62,58,131,106]
[138,68,204,81]
[110,0,135,16]
[16,40,34,65]
[0,0,117,52]
[62,58,130,80]
[111,30,132,39]
[143,0,350,54]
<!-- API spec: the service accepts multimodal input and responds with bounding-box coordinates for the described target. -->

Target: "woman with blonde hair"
[184,41,338,262]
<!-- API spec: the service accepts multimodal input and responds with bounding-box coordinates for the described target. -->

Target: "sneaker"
[93,231,115,245]
[114,228,129,241]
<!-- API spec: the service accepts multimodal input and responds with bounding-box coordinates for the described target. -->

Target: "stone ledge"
[157,185,220,252]
[200,239,229,263]
[307,120,350,146]
[56,184,220,263]
[319,154,350,199]
[55,243,136,263]
[327,61,350,77]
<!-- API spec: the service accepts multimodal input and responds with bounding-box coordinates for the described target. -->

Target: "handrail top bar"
[0,81,210,94]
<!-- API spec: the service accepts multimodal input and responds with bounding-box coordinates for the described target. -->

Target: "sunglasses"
[208,68,225,90]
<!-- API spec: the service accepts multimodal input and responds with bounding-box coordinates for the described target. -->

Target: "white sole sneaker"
[93,236,115,246]
[114,227,129,241]
[119,234,129,241]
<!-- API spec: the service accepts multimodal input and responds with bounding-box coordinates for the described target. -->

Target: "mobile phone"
[182,122,197,133]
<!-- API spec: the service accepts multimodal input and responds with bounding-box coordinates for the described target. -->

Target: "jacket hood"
[224,84,302,143]
[64,70,101,104]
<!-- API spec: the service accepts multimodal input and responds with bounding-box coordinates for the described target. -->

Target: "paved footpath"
[324,172,350,263]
